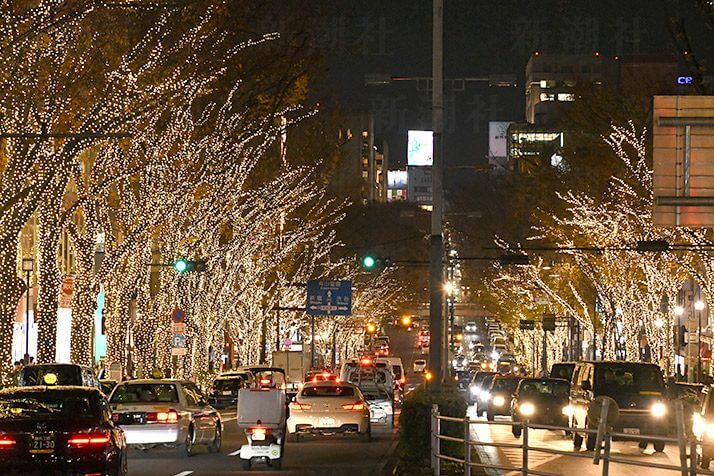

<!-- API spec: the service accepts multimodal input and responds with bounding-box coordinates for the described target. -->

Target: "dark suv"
[19,363,100,389]
[569,361,668,452]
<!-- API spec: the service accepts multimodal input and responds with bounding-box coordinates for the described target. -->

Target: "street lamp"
[21,258,33,365]
[696,300,706,382]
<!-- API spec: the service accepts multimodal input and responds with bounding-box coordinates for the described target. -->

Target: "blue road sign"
[172,308,185,323]
[306,280,352,316]
[171,334,186,348]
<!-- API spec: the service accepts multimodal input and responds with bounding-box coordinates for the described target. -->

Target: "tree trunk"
[36,201,62,363]
[0,238,25,384]
[71,244,96,366]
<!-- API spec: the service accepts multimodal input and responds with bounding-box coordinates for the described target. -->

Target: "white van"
[375,357,405,385]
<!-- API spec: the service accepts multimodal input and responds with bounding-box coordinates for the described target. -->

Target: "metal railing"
[430,400,714,476]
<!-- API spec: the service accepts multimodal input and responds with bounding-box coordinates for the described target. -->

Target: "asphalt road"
[466,403,688,476]
[126,324,421,476]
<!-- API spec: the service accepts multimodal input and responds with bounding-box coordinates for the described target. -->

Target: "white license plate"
[623,428,640,435]
[318,417,335,427]
[252,432,265,441]
[222,391,232,395]
[30,434,55,454]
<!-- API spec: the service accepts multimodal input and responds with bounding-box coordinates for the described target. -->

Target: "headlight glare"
[651,402,666,418]
[520,402,535,416]
[469,385,478,395]
[493,395,505,407]
[480,391,491,401]
[562,405,574,417]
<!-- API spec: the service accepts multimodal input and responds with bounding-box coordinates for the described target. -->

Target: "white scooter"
[237,375,287,470]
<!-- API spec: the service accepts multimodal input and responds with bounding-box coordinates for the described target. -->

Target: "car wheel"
[181,425,195,457]
[486,412,494,422]
[208,426,222,453]
[573,431,583,449]
[638,441,648,450]
[359,424,371,442]
[653,441,665,453]
[512,426,522,438]
[272,458,282,470]
[241,458,251,470]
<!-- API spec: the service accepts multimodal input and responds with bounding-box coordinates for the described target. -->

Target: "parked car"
[110,379,222,456]
[510,378,571,438]
[208,371,254,409]
[0,385,127,475]
[485,375,521,421]
[413,359,427,374]
[287,381,370,442]
[569,361,668,452]
[19,363,100,389]
[694,387,714,468]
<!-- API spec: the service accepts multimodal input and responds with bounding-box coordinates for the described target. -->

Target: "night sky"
[309,0,712,169]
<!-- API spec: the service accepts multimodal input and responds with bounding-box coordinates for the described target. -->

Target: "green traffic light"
[362,255,376,269]
[174,259,189,273]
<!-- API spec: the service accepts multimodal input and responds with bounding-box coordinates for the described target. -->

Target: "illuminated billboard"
[407,130,433,166]
[388,170,408,189]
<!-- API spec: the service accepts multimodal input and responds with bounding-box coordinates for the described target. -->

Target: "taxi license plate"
[623,428,640,435]
[222,391,232,396]
[29,434,55,454]
[318,417,335,427]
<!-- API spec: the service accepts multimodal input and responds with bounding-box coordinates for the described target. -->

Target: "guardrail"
[430,400,714,476]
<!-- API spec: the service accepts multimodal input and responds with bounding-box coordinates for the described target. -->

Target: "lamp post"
[696,300,706,382]
[675,305,685,381]
[21,258,34,366]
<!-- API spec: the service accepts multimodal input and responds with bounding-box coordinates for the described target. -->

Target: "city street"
[466,405,685,476]
[127,408,397,476]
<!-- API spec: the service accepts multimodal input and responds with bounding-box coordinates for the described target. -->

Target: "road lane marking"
[222,415,238,422]
[228,448,242,456]
[173,472,194,476]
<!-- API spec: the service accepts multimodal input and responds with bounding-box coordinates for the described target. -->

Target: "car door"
[184,383,215,443]
[571,364,592,429]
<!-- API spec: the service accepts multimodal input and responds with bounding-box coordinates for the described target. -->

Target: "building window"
[539,93,555,102]
[557,93,575,102]
[539,80,556,89]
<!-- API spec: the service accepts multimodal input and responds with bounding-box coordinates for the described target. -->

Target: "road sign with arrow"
[306,280,352,316]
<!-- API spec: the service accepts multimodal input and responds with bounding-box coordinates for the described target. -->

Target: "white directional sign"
[306,280,352,316]
[171,322,186,334]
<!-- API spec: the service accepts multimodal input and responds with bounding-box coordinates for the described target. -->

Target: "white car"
[287,381,370,442]
[109,379,222,456]
[413,359,427,373]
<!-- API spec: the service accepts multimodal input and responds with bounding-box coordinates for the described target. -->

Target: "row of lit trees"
[0,2,402,382]
[485,123,714,375]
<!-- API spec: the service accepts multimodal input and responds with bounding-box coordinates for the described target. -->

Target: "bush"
[398,382,468,463]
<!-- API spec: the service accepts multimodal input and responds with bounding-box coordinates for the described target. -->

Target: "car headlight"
[480,391,491,401]
[651,402,667,418]
[491,351,499,359]
[694,413,704,439]
[520,402,535,416]
[469,385,479,395]
[493,395,505,407]
[480,363,487,369]
[562,405,574,417]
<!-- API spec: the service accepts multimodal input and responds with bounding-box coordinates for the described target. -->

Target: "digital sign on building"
[407,130,433,167]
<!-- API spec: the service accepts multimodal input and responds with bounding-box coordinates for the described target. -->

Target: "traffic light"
[360,255,391,271]
[400,315,412,327]
[366,323,377,334]
[173,259,207,273]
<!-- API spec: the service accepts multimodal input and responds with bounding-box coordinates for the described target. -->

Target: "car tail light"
[399,376,406,384]
[250,426,269,441]
[341,401,365,411]
[259,378,272,387]
[68,431,110,447]
[289,401,313,411]
[146,409,179,423]
[0,435,16,448]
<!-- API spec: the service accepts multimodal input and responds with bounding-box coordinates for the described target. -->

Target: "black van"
[550,362,576,382]
[19,363,100,389]
[569,361,668,451]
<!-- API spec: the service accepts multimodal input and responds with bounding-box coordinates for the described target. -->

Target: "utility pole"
[428,0,444,392]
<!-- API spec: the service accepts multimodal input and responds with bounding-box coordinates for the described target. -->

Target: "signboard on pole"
[306,280,352,316]
[172,308,186,323]
[542,315,556,332]
[520,319,535,330]
[171,334,187,356]
[59,276,75,309]
[171,322,186,334]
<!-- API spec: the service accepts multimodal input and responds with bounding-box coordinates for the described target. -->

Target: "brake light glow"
[399,377,406,384]
[259,378,272,386]
[0,435,16,447]
[289,401,313,411]
[341,401,365,411]
[250,427,268,441]
[147,409,179,423]
[68,431,110,447]
[360,358,372,366]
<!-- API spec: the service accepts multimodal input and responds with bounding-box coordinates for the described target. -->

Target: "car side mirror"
[581,380,592,391]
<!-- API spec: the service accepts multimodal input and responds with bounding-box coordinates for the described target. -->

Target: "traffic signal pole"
[429,0,444,392]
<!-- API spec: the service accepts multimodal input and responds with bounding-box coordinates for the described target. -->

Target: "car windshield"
[302,386,355,397]
[20,366,80,386]
[519,380,569,397]
[551,364,575,381]
[0,392,98,420]
[491,378,519,393]
[593,365,664,395]
[110,383,179,403]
